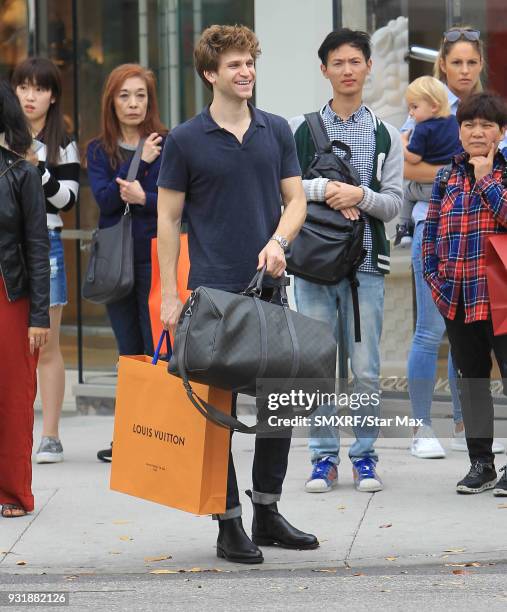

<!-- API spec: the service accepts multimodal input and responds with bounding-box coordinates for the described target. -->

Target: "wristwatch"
[270,234,289,252]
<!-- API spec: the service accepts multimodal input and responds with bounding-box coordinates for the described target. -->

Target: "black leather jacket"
[0,145,50,327]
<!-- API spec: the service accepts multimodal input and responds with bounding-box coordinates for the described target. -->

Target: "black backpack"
[286,112,366,341]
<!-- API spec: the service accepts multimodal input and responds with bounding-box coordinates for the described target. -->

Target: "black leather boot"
[216,516,264,564]
[246,490,319,550]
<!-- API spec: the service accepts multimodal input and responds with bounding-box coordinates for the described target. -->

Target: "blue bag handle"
[152,330,172,364]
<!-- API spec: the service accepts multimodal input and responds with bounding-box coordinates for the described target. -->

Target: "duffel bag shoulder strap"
[174,305,258,434]
[173,272,301,434]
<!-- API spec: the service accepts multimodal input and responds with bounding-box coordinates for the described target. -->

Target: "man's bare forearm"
[157,213,181,298]
[277,176,307,242]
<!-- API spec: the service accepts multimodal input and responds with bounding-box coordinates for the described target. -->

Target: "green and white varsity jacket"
[289,107,403,274]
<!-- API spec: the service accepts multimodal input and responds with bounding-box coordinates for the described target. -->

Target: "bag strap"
[304,112,331,155]
[173,272,300,434]
[174,309,258,434]
[152,330,172,364]
[439,162,507,199]
[126,138,146,182]
[304,112,353,161]
[0,157,23,180]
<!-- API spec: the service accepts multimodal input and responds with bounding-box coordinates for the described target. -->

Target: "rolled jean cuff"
[212,504,242,520]
[251,490,280,505]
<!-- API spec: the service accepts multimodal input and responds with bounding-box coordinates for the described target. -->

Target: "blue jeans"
[294,272,384,464]
[407,220,462,426]
[48,230,67,307]
[106,261,154,356]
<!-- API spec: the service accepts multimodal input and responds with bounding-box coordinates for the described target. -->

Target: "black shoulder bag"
[82,139,145,304]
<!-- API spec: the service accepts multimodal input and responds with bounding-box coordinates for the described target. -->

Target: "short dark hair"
[318,28,371,65]
[456,92,507,127]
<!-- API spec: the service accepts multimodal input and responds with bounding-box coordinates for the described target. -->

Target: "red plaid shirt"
[422,151,507,322]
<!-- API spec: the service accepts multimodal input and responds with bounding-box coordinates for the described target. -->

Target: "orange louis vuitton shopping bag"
[110,331,231,515]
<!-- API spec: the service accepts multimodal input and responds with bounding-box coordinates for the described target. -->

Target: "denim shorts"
[49,229,68,307]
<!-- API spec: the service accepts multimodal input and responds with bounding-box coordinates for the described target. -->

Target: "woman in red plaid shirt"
[423,92,507,495]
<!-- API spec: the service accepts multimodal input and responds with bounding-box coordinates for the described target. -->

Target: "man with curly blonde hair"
[157,24,318,564]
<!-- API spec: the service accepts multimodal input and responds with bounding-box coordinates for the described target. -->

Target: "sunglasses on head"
[444,29,480,43]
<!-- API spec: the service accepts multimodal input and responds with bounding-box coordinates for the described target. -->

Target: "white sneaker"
[410,425,446,459]
[451,429,506,454]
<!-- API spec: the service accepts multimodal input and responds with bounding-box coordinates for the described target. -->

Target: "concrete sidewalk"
[1,413,507,576]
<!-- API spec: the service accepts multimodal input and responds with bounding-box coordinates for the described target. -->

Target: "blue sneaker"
[305,457,338,493]
[352,458,383,492]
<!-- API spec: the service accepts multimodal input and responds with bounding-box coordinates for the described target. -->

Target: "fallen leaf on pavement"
[144,555,172,563]
[312,569,337,573]
[337,505,346,510]
[444,548,466,553]
[113,520,132,525]
[379,524,392,528]
[465,562,481,567]
[497,504,507,509]
[385,557,397,561]
[150,569,179,574]
[298,586,309,590]
[16,561,27,566]
[380,589,391,593]
[353,572,365,576]
[119,536,133,542]
[452,569,466,575]
[109,551,122,555]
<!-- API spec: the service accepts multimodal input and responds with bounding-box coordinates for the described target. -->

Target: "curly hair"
[194,24,261,90]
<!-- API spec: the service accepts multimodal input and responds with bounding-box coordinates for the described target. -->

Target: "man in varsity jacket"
[289,29,403,494]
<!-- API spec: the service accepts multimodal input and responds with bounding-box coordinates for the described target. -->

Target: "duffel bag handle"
[243,265,290,298]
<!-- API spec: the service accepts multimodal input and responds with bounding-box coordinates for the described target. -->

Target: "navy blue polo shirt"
[157,103,301,291]
[407,115,462,164]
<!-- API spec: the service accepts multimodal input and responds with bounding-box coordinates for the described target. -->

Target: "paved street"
[1,412,507,610]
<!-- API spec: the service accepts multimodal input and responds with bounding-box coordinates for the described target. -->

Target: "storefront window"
[0,0,29,75]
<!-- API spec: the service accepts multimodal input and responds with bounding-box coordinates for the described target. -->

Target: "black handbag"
[82,139,144,305]
[285,112,366,341]
[168,267,337,433]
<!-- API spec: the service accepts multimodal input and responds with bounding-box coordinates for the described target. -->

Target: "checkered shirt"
[423,150,507,322]
[320,103,377,274]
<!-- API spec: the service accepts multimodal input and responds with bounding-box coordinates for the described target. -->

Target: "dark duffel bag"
[168,267,337,433]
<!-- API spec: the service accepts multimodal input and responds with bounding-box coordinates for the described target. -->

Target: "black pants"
[225,393,292,509]
[225,287,292,510]
[106,260,154,356]
[444,297,507,464]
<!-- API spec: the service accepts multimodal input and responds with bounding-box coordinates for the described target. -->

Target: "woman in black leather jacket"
[0,80,49,518]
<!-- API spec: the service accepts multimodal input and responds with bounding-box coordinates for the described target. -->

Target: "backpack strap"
[304,112,353,161]
[438,161,507,199]
[438,164,453,198]
[304,112,331,155]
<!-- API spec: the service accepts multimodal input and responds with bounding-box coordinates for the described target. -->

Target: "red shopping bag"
[486,234,507,335]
